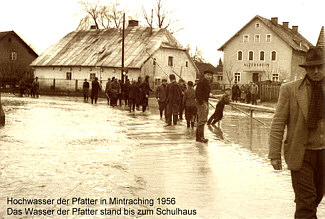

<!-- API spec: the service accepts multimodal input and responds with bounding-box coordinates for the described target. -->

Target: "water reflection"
[0,95,324,218]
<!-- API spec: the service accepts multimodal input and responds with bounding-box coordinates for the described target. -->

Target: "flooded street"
[0,94,324,218]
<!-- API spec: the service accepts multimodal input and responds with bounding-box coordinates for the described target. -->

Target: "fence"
[259,84,281,102]
[214,82,281,102]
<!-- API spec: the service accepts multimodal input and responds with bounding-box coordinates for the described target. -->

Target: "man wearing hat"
[195,70,212,143]
[269,47,324,218]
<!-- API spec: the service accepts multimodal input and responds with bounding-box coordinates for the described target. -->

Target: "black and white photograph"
[0,0,324,218]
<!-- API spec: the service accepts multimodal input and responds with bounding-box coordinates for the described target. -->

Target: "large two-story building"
[218,15,314,84]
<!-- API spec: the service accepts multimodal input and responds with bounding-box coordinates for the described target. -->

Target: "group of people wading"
[82,70,226,144]
[82,75,153,112]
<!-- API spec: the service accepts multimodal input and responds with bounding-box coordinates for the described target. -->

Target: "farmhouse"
[218,15,314,84]
[0,31,38,83]
[31,23,199,91]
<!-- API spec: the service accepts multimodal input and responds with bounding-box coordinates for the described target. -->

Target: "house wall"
[34,48,197,91]
[140,48,197,88]
[0,32,38,79]
[222,18,293,84]
[34,66,142,91]
[291,50,307,81]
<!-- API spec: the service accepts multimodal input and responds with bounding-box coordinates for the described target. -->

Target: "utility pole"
[121,13,125,83]
[0,91,5,126]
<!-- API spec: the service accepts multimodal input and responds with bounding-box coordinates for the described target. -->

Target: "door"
[252,73,259,83]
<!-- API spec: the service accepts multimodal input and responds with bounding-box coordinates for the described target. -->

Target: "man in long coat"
[165,74,181,126]
[269,47,324,218]
[91,77,101,104]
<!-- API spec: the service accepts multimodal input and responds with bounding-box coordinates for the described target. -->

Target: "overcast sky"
[1,0,324,65]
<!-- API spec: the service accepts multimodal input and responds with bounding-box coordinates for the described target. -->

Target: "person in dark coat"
[140,75,153,112]
[91,77,101,104]
[109,78,121,107]
[195,70,212,143]
[178,79,187,120]
[207,89,230,125]
[105,78,111,105]
[231,81,240,102]
[156,78,168,119]
[128,80,138,112]
[123,79,130,106]
[118,80,123,106]
[165,74,181,126]
[183,81,196,128]
[136,77,142,110]
[83,78,90,102]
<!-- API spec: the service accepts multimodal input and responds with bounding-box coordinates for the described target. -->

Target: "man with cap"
[195,70,212,143]
[269,47,324,218]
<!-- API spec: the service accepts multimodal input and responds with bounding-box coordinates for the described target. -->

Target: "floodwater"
[0,94,324,219]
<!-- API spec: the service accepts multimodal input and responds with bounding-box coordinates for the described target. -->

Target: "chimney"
[271,17,278,25]
[292,26,298,33]
[282,22,289,28]
[128,20,139,27]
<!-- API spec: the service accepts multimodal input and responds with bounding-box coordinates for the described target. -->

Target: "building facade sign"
[244,63,270,68]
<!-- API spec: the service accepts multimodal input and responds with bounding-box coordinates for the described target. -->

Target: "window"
[217,75,223,81]
[185,61,188,67]
[234,72,241,82]
[248,51,254,61]
[266,34,272,43]
[153,58,156,65]
[90,73,96,80]
[66,72,72,80]
[8,38,11,42]
[254,34,260,43]
[237,51,243,61]
[255,23,260,28]
[259,51,265,61]
[168,56,173,66]
[271,51,277,61]
[272,73,279,81]
[243,34,249,42]
[10,52,17,60]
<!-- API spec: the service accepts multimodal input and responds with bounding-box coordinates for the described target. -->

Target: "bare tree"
[141,0,182,33]
[223,62,234,86]
[186,45,206,63]
[77,0,124,30]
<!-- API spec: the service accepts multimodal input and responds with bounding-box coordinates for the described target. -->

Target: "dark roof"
[316,26,324,48]
[218,15,314,52]
[31,26,186,68]
[194,61,220,75]
[0,31,38,57]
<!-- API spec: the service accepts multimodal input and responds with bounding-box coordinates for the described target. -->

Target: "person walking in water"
[140,75,153,112]
[91,77,101,104]
[165,74,181,126]
[83,78,90,102]
[195,70,212,143]
[269,47,325,218]
[183,81,196,128]
[156,78,168,119]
